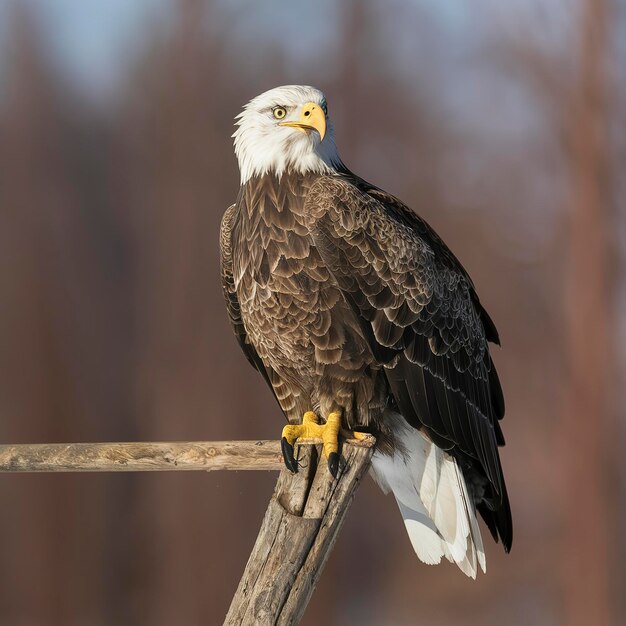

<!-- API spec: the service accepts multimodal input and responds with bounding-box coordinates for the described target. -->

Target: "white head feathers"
[233,85,343,185]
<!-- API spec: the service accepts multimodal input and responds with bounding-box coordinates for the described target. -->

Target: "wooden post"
[225,439,374,626]
[0,436,375,625]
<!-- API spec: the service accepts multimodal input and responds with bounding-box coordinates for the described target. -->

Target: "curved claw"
[328,452,340,478]
[342,429,370,442]
[281,437,298,473]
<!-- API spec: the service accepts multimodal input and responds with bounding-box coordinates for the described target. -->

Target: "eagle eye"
[273,106,287,120]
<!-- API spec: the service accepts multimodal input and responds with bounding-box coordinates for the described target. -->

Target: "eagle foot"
[281,411,368,478]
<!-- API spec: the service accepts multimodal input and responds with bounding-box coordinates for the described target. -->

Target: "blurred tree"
[0,4,136,625]
[561,0,614,624]
[0,0,623,624]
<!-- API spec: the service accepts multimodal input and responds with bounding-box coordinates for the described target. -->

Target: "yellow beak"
[279,102,326,141]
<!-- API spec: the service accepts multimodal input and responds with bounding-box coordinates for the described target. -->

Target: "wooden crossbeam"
[0,436,375,624]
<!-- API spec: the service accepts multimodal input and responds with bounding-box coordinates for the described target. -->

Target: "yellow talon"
[281,411,321,446]
[280,410,368,478]
[321,412,341,459]
[303,411,318,426]
[343,429,369,442]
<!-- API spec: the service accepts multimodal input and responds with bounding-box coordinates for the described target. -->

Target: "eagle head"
[233,85,342,184]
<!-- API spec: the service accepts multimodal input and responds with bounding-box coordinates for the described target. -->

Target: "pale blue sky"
[0,0,172,99]
[0,0,491,99]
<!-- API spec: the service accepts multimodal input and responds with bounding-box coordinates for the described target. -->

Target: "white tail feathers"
[371,413,486,578]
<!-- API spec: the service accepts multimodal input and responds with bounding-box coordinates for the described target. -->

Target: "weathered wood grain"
[0,435,375,625]
[0,441,284,472]
[225,436,375,626]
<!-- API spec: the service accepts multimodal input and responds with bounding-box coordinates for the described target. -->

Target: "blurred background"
[0,0,624,624]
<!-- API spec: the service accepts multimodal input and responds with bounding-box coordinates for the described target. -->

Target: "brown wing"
[305,174,512,550]
[219,203,277,392]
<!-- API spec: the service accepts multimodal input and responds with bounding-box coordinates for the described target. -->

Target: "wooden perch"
[0,436,375,624]
[0,440,284,473]
[225,439,374,625]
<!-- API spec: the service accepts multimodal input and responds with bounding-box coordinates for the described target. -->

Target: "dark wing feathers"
[306,175,511,550]
[220,204,276,393]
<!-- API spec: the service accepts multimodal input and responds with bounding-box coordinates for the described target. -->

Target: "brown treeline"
[0,1,621,625]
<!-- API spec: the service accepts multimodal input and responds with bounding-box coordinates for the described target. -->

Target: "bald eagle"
[220,85,511,577]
